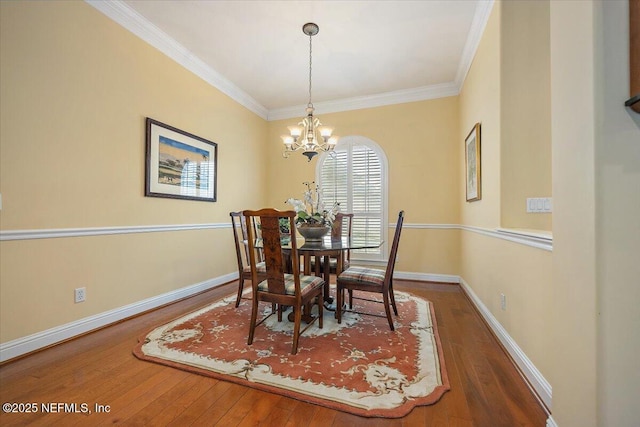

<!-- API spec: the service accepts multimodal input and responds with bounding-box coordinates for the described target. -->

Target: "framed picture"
[145,118,217,202]
[465,123,481,202]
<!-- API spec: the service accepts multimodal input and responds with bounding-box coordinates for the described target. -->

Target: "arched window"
[317,136,388,261]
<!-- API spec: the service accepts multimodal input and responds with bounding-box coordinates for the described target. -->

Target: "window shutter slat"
[318,141,385,259]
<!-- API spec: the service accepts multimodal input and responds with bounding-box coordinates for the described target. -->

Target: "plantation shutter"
[318,139,386,260]
[319,149,348,209]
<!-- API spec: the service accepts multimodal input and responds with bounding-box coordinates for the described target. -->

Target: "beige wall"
[266,98,461,276]
[1,231,223,336]
[461,2,640,425]
[459,3,502,229]
[500,0,552,231]
[543,0,640,425]
[458,0,554,390]
[0,1,463,344]
[0,1,268,341]
[549,1,598,425]
[595,1,640,426]
[460,232,552,376]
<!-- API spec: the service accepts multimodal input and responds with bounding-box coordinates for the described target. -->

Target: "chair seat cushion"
[243,261,266,274]
[257,273,324,296]
[338,266,385,287]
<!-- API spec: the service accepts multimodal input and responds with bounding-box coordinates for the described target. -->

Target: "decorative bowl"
[297,224,330,242]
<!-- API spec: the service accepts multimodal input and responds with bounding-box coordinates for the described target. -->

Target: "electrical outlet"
[500,293,506,311]
[74,287,86,303]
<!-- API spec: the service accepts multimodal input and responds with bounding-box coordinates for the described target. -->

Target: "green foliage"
[279,217,290,233]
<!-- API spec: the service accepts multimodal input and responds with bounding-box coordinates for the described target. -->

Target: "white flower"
[285,197,306,213]
[285,181,339,226]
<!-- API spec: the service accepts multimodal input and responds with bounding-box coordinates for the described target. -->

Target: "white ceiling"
[88,0,493,120]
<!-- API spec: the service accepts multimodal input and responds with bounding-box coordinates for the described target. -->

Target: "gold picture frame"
[465,123,481,202]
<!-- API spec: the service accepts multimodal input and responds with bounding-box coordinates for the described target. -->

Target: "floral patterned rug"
[133,289,450,418]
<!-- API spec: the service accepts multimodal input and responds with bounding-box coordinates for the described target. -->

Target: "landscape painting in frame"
[145,118,217,202]
[465,123,481,202]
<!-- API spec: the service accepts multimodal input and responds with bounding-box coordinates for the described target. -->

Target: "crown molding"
[85,0,493,121]
[85,0,268,119]
[454,0,495,91]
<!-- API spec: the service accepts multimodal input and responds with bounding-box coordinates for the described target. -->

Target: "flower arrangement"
[286,181,339,228]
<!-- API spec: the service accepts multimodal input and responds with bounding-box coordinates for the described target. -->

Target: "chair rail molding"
[395,223,553,251]
[2,222,553,251]
[0,223,228,241]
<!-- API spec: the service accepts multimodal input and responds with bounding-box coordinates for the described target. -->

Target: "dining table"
[252,234,384,305]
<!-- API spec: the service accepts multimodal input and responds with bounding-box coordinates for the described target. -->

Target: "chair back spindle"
[383,210,405,290]
[230,211,267,307]
[230,212,246,276]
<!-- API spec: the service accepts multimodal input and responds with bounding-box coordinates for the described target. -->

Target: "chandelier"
[282,23,338,161]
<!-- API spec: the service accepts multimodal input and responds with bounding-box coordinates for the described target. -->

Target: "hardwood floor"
[0,280,548,426]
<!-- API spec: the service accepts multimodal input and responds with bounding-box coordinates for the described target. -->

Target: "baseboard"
[459,277,553,410]
[0,272,237,363]
[547,415,558,427]
[393,271,460,283]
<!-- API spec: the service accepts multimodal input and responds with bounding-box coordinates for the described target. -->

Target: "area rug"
[133,289,450,418]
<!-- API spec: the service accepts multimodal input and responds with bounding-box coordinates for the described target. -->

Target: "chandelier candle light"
[282,23,338,161]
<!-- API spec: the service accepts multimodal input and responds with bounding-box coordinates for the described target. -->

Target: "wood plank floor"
[0,280,548,426]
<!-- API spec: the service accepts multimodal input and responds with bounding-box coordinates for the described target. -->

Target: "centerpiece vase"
[297,224,330,242]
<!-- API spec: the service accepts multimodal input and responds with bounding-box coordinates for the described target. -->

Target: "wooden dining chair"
[244,208,325,355]
[336,211,405,330]
[230,211,266,307]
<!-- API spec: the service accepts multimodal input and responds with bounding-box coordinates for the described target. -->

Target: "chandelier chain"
[308,31,313,108]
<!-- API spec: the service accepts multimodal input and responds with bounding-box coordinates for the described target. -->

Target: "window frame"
[316,136,389,261]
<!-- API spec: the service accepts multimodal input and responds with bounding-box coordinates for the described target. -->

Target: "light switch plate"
[527,197,552,213]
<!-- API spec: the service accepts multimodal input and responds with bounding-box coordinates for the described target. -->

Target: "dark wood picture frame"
[145,118,217,202]
[465,123,481,202]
